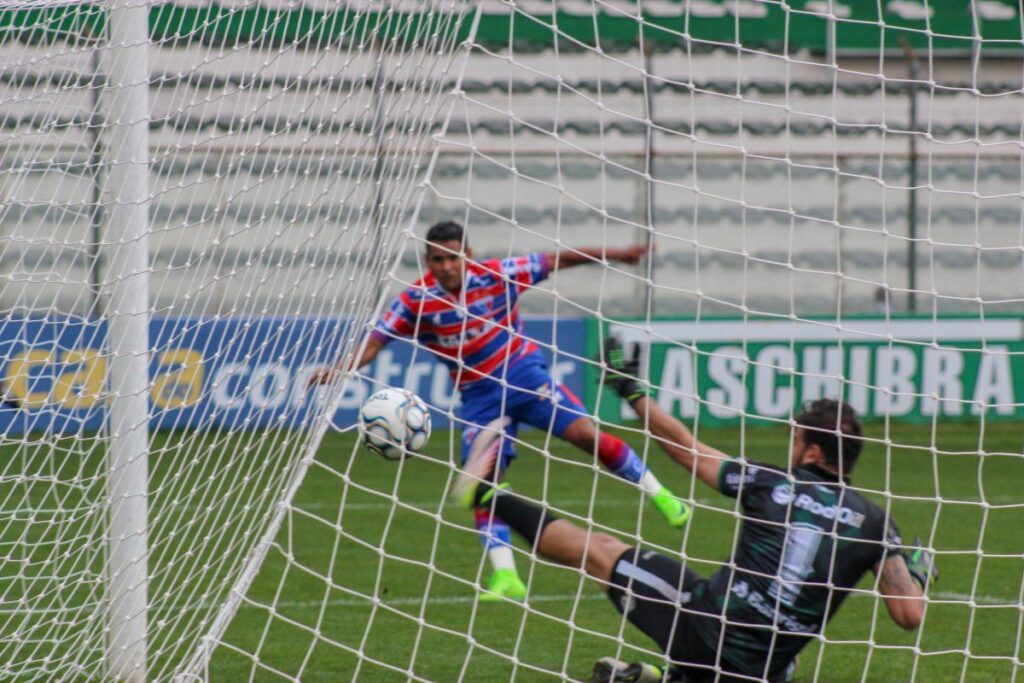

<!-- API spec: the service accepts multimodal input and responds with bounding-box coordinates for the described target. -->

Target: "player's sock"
[473,509,527,602]
[597,435,690,527]
[596,432,648,483]
[637,469,663,497]
[474,506,527,601]
[475,509,514,554]
[487,544,516,573]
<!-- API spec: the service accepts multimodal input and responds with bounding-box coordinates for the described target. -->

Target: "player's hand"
[601,337,649,404]
[903,537,938,591]
[307,367,337,388]
[607,244,650,265]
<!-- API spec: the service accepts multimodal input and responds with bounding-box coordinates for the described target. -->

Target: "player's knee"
[585,533,629,583]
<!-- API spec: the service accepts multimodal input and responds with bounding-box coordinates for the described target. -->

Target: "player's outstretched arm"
[602,338,729,489]
[876,536,936,630]
[545,244,648,272]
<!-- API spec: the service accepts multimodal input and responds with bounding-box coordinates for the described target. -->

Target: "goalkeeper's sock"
[480,486,559,548]
[596,433,649,485]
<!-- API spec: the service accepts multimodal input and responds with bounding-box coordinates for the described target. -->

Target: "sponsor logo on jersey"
[793,493,865,528]
[772,482,795,505]
[726,464,759,489]
[770,484,865,528]
[730,581,816,634]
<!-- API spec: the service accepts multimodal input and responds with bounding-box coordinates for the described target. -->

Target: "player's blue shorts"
[458,350,587,472]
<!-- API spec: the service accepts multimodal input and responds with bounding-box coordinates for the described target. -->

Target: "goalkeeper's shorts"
[607,548,795,683]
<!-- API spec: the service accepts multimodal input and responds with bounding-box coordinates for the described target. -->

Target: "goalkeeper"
[451,339,937,683]
[312,222,690,602]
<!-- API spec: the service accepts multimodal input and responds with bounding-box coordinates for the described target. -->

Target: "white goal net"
[1,1,1022,681]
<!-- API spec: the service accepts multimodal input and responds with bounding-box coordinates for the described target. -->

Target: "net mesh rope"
[1,0,1023,681]
[0,1,471,680]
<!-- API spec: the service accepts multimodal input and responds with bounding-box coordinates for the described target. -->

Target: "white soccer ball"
[359,388,432,460]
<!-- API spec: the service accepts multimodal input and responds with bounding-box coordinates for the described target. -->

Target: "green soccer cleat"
[478,568,527,603]
[590,657,666,683]
[650,486,691,528]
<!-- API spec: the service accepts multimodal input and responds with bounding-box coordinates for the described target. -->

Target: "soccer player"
[313,222,690,601]
[451,339,938,682]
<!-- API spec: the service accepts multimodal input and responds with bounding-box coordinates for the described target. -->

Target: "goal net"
[1,1,1022,681]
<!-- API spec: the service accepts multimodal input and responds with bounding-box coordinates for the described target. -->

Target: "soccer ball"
[359,388,432,460]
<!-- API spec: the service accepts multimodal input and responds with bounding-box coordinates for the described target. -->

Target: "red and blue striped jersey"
[371,253,550,387]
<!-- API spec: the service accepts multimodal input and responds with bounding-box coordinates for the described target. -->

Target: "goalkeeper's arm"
[602,338,730,489]
[876,528,937,630]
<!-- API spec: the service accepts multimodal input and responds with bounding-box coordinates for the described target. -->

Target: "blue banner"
[0,317,586,434]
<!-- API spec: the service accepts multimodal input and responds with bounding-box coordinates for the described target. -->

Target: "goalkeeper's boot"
[650,486,691,528]
[590,657,666,683]
[479,567,527,603]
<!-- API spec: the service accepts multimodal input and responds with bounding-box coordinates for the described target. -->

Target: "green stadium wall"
[585,315,1024,425]
[3,1,1020,54]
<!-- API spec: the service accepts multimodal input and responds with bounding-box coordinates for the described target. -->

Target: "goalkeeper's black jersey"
[693,459,893,678]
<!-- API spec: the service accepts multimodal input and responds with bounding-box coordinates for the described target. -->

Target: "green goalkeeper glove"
[903,537,939,591]
[602,337,649,404]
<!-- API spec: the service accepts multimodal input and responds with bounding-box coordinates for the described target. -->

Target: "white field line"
[0,497,709,519]
[3,589,1015,617]
[287,494,1024,513]
[0,497,721,519]
[300,497,722,512]
[230,590,1020,612]
[3,494,1021,520]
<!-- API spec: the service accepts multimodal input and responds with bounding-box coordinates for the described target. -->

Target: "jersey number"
[770,522,823,607]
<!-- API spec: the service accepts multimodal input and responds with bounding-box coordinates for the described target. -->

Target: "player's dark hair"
[795,399,863,475]
[425,221,465,248]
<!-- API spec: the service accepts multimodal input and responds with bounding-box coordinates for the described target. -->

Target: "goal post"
[104,0,151,680]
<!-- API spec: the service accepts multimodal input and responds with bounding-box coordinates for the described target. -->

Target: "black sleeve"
[876,515,904,566]
[716,459,783,502]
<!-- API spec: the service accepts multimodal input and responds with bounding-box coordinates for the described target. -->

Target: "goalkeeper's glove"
[602,337,650,404]
[903,537,939,591]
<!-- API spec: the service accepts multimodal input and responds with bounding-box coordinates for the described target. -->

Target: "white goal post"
[104,1,152,679]
[0,1,1022,682]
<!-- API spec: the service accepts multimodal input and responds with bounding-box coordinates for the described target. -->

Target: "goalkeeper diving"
[312,222,690,601]
[451,339,938,683]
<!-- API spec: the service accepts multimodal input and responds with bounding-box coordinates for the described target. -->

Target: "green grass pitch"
[1,420,1022,681]
[212,419,1024,682]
